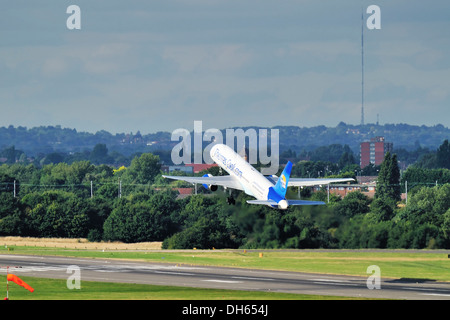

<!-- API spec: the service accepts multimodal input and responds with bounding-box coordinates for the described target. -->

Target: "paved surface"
[1,254,450,300]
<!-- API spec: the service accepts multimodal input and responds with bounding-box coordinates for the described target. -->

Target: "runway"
[1,254,450,300]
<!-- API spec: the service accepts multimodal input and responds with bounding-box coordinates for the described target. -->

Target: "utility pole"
[405,180,408,205]
[327,184,330,203]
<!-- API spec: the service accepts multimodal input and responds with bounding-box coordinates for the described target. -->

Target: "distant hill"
[0,122,448,158]
[276,122,449,154]
[0,125,172,157]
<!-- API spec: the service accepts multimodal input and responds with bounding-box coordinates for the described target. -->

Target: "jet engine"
[202,174,218,191]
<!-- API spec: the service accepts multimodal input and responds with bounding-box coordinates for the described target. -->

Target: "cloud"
[162,44,252,74]
[1,1,449,133]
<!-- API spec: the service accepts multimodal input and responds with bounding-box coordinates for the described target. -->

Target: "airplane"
[163,144,354,210]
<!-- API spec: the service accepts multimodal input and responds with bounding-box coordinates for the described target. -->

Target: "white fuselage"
[210,144,273,201]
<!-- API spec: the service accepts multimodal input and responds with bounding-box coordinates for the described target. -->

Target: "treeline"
[0,125,173,158]
[0,143,173,168]
[0,151,449,249]
[1,123,449,166]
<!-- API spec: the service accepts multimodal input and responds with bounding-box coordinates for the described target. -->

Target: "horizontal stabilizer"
[246,200,278,206]
[246,199,325,207]
[286,200,325,206]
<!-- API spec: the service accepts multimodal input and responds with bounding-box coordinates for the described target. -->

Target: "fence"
[0,180,176,199]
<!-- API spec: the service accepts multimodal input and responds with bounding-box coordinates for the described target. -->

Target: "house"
[326,183,376,199]
[185,163,218,173]
[311,176,377,199]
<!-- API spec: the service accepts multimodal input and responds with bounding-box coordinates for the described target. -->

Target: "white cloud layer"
[0,1,449,133]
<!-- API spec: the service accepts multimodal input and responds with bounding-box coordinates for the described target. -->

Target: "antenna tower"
[361,9,365,126]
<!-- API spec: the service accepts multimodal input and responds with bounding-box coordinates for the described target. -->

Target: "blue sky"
[1,1,449,134]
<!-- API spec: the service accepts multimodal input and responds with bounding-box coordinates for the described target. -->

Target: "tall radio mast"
[361,8,365,126]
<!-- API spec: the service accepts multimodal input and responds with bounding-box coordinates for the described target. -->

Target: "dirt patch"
[0,236,162,250]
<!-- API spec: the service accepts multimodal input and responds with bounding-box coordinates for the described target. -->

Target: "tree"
[334,191,371,218]
[90,144,110,165]
[361,163,381,176]
[437,139,450,169]
[103,192,179,243]
[162,195,243,249]
[338,151,356,169]
[0,172,16,193]
[0,146,20,164]
[0,193,23,235]
[376,152,401,203]
[41,152,66,165]
[442,208,450,240]
[162,215,239,249]
[66,161,95,186]
[123,153,161,185]
[401,167,450,191]
[365,197,394,223]
[401,184,450,226]
[21,190,90,238]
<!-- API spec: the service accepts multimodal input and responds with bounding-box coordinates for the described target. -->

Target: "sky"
[1,1,449,134]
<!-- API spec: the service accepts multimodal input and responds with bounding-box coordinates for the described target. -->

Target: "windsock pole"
[5,266,9,300]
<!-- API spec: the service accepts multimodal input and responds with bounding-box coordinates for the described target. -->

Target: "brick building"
[360,136,393,169]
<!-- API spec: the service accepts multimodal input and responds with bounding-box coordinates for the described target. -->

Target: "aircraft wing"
[162,175,245,191]
[287,177,354,187]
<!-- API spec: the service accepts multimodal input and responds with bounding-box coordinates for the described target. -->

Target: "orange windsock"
[7,274,34,293]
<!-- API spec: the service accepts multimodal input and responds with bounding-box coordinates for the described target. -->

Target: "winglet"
[273,161,292,198]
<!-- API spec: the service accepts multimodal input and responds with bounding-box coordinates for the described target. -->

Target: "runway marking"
[420,293,450,298]
[9,266,65,273]
[312,279,360,287]
[232,276,274,281]
[313,282,359,287]
[154,271,195,276]
[202,280,242,284]
[402,287,437,291]
[311,278,351,283]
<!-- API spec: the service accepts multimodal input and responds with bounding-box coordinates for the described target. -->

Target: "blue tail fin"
[273,161,292,198]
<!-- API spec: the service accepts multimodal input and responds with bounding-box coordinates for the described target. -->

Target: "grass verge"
[0,275,361,300]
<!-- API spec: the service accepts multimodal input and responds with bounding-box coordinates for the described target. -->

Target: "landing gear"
[227,196,236,205]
